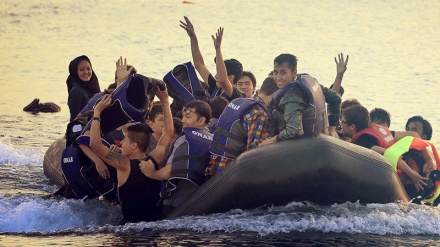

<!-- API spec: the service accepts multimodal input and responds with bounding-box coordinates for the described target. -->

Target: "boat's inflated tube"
[166,134,409,219]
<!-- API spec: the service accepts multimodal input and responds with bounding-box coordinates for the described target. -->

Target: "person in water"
[206,76,279,178]
[180,16,243,101]
[260,54,341,146]
[340,105,437,193]
[141,100,213,216]
[66,55,101,122]
[236,71,257,98]
[90,86,174,224]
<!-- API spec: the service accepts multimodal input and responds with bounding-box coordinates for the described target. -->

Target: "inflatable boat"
[44,134,409,216]
[165,134,409,219]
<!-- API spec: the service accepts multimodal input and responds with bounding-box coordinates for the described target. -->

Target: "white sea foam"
[0,194,120,233]
[0,135,45,165]
[11,200,440,236]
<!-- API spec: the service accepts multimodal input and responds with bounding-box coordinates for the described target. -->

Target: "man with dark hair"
[236,71,257,98]
[340,105,431,192]
[370,108,391,128]
[208,96,229,133]
[180,16,243,102]
[143,100,213,216]
[90,87,174,224]
[207,76,279,177]
[406,116,433,140]
[260,53,341,146]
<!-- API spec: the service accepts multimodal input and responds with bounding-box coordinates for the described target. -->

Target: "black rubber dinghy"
[43,134,409,216]
[43,137,66,187]
[166,134,409,219]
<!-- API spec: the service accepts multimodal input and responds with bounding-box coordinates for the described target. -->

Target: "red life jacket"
[351,124,396,148]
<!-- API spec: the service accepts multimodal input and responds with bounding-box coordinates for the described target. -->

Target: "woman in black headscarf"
[66,55,101,121]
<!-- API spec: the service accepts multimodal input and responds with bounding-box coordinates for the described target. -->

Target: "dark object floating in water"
[23,98,61,113]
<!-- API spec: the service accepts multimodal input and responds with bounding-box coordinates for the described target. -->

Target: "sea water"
[1,0,440,246]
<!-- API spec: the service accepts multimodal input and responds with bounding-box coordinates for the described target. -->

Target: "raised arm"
[331,53,349,95]
[90,94,129,172]
[180,16,211,84]
[115,56,134,86]
[148,87,174,166]
[212,27,234,97]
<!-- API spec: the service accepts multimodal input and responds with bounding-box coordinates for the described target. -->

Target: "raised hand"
[211,27,224,49]
[94,94,112,115]
[335,53,349,75]
[116,56,134,85]
[155,86,169,103]
[179,16,196,38]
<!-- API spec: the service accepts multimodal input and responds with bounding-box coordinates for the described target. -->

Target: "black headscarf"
[66,55,101,97]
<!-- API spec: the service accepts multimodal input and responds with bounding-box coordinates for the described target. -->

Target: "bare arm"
[148,87,174,166]
[372,145,428,190]
[79,144,111,179]
[180,16,211,84]
[212,27,234,97]
[331,53,349,95]
[89,95,129,172]
[393,130,420,141]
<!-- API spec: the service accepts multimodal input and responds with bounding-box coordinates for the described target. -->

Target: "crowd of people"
[64,16,437,224]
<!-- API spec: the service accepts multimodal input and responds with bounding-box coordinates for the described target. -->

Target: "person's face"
[406,121,425,139]
[273,62,297,88]
[340,115,356,138]
[182,107,203,128]
[120,136,135,157]
[237,76,255,98]
[149,113,164,136]
[77,60,92,82]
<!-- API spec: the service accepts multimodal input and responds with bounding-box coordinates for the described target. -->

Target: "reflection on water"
[2,231,440,246]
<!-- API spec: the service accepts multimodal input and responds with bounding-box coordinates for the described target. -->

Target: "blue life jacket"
[210,87,228,99]
[80,92,103,115]
[61,135,116,200]
[162,127,213,197]
[210,87,246,100]
[96,74,164,134]
[210,98,267,159]
[163,61,209,104]
[270,73,328,134]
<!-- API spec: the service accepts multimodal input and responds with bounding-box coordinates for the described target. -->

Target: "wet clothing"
[118,158,161,224]
[66,55,100,121]
[207,74,243,102]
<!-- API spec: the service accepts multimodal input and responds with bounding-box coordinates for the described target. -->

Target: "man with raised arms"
[180,16,243,102]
